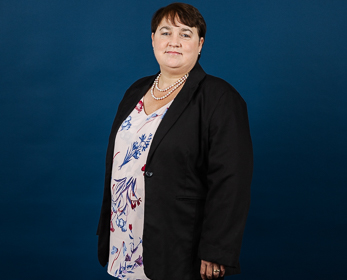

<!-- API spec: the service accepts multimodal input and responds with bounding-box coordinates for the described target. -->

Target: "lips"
[165,51,182,55]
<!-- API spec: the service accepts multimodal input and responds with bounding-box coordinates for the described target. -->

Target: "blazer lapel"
[106,74,157,170]
[146,62,206,164]
[112,75,157,136]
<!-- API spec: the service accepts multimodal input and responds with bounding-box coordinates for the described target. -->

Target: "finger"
[212,264,220,278]
[200,261,207,280]
[206,262,213,279]
[220,264,226,277]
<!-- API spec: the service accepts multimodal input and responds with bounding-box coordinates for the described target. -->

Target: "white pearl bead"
[151,73,189,101]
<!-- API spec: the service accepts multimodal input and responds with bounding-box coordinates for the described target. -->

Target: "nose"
[168,33,181,47]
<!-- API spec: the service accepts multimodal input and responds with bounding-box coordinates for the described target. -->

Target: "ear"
[151,33,155,48]
[198,37,204,52]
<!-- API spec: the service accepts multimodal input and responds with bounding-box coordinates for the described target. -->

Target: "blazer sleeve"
[198,89,253,268]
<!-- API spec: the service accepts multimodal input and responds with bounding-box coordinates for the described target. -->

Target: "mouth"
[165,51,182,55]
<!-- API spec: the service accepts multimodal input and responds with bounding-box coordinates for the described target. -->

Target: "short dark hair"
[151,3,206,39]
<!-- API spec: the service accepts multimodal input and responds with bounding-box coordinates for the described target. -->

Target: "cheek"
[185,45,199,55]
[155,40,167,50]
[186,41,200,52]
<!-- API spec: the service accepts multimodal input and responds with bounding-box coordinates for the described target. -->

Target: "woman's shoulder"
[201,74,246,106]
[118,74,157,103]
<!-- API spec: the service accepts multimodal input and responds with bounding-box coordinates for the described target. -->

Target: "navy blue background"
[1,0,346,279]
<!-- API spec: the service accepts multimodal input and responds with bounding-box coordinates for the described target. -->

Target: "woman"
[97,3,253,280]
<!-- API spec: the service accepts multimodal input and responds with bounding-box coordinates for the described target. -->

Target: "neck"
[159,72,186,88]
[159,65,195,88]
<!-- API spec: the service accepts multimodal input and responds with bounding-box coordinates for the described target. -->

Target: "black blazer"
[97,62,253,280]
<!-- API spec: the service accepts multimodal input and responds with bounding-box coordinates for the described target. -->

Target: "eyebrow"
[159,26,193,34]
[159,26,171,31]
[181,28,193,34]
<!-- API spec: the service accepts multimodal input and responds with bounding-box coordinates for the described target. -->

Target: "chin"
[161,61,183,69]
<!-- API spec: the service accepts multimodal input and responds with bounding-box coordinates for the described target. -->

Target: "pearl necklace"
[151,73,189,101]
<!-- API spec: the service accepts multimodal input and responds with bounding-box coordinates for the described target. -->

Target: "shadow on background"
[1,0,346,279]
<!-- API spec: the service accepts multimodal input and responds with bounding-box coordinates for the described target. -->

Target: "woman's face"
[152,17,204,75]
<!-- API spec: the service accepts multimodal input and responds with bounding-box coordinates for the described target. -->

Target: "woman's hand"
[200,260,225,279]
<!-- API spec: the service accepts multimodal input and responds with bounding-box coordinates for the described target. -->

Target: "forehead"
[157,17,198,32]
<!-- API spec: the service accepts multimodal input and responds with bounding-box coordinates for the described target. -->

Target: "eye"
[181,33,191,38]
[161,32,170,36]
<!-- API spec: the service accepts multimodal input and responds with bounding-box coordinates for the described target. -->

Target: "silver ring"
[213,269,220,273]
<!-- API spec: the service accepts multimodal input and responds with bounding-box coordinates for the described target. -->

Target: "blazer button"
[145,171,153,177]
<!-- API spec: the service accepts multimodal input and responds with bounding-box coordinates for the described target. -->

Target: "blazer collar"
[146,62,206,164]
[110,62,206,166]
[110,74,157,142]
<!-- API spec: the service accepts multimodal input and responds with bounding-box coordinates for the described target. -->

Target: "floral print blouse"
[107,98,173,280]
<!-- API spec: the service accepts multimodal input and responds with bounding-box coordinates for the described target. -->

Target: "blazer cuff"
[198,242,240,268]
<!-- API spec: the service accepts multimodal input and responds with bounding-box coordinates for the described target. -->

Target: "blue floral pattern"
[146,113,158,121]
[108,98,174,280]
[118,133,153,169]
[110,176,140,233]
[120,116,132,131]
[111,228,144,279]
